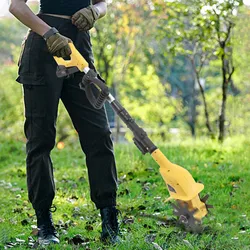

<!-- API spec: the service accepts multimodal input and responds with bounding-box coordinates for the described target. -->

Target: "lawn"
[0,136,249,249]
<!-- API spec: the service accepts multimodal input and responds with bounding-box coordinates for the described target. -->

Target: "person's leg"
[62,70,120,242]
[55,19,119,241]
[61,72,118,208]
[61,70,120,243]
[18,32,63,246]
[61,72,119,243]
[21,61,63,245]
[17,15,70,212]
[17,15,76,245]
[23,63,63,212]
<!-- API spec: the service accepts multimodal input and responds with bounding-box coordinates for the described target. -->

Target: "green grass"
[0,136,250,249]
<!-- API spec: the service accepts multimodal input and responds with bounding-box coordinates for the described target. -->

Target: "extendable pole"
[107,95,157,154]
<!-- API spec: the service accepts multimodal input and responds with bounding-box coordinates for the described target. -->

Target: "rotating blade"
[171,194,213,233]
[171,201,203,233]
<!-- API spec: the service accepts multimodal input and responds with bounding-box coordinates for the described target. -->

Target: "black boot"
[100,206,120,244]
[35,209,59,246]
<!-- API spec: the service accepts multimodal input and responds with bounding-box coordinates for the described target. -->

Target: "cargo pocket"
[16,31,47,85]
[18,31,48,118]
[23,80,47,118]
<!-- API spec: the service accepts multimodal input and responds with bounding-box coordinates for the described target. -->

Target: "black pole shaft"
[110,100,157,154]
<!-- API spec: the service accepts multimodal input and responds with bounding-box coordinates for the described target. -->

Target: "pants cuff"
[95,199,117,209]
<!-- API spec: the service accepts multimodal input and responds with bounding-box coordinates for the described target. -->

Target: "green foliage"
[0,18,27,64]
[0,0,249,141]
[152,0,247,140]
[227,94,250,136]
[120,65,178,140]
[0,137,250,249]
[0,66,24,138]
[233,6,250,88]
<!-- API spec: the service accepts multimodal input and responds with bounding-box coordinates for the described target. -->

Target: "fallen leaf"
[154,197,161,200]
[28,236,35,243]
[152,242,163,250]
[231,237,238,240]
[15,238,25,243]
[85,225,93,231]
[183,239,193,249]
[239,231,246,234]
[145,233,156,243]
[119,188,130,196]
[71,195,79,200]
[13,208,23,213]
[21,219,29,226]
[68,234,87,245]
[78,177,86,182]
[123,216,134,224]
[138,205,146,211]
[5,242,17,248]
[9,219,17,225]
[156,221,168,227]
[142,182,151,191]
[31,228,38,236]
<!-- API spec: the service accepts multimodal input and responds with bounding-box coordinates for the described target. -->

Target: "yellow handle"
[53,43,89,72]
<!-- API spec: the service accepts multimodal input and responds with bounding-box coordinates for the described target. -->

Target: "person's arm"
[92,0,107,19]
[9,0,72,57]
[72,0,107,31]
[9,0,51,36]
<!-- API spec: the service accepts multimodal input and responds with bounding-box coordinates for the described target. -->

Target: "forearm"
[9,0,51,36]
[93,1,107,18]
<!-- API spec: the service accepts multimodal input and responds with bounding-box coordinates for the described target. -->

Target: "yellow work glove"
[72,5,100,31]
[43,27,72,58]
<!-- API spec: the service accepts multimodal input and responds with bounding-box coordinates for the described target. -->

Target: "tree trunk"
[218,49,235,142]
[218,34,235,142]
[190,56,214,136]
[218,53,228,142]
[186,81,197,138]
[197,76,214,136]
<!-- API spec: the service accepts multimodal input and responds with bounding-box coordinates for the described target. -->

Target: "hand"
[72,5,100,31]
[44,28,72,58]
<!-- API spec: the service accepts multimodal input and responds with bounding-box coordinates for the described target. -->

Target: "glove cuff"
[42,27,59,41]
[88,5,100,21]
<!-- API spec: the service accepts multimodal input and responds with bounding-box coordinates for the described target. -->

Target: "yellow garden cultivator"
[54,43,213,233]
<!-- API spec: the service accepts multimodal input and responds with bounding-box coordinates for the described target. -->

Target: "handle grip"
[80,70,110,109]
[53,43,89,72]
[54,42,109,109]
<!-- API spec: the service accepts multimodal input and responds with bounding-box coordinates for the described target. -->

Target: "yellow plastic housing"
[53,43,89,71]
[151,149,208,220]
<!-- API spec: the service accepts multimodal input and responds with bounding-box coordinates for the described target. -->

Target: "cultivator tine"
[200,194,209,203]
[200,194,214,213]
[170,193,214,233]
[206,204,214,209]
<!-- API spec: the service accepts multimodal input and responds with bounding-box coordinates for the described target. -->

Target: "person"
[9,0,119,246]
